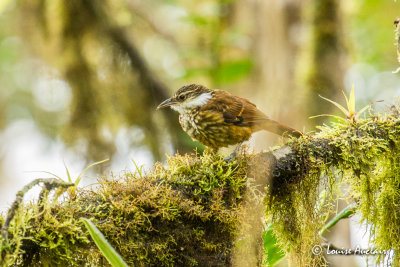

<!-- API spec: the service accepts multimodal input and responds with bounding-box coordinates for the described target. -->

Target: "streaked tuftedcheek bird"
[157,84,302,152]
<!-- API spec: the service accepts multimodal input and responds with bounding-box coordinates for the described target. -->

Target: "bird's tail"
[260,119,303,138]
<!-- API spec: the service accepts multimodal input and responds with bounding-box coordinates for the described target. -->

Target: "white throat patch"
[171,92,212,113]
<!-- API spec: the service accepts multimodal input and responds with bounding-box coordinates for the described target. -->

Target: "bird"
[157,84,303,154]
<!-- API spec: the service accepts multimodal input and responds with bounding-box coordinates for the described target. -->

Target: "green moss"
[265,109,400,266]
[2,109,400,266]
[1,152,248,266]
[265,136,331,266]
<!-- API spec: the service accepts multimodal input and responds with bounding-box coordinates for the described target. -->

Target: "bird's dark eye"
[178,94,185,101]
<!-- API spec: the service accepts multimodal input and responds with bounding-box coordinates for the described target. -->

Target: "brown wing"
[200,90,270,127]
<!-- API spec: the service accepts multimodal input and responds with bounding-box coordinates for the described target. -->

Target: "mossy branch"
[260,108,400,266]
[1,179,73,249]
[1,108,400,266]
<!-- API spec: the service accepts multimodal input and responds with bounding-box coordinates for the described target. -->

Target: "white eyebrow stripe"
[170,92,212,113]
[180,93,212,109]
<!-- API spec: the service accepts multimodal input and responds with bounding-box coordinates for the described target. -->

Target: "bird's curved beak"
[157,98,177,109]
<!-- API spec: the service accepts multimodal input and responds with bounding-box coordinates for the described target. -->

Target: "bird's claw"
[224,148,239,163]
[224,154,235,163]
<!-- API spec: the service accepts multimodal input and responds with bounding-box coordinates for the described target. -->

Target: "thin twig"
[88,0,189,154]
[1,178,73,249]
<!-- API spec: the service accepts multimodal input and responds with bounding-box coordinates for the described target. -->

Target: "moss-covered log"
[1,108,400,266]
[0,154,252,266]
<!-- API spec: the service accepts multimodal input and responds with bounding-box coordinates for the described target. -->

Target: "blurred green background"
[0,1,399,266]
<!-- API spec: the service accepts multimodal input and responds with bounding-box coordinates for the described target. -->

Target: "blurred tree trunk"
[249,1,353,266]
[17,0,192,163]
[307,1,353,266]
[306,0,347,126]
[249,0,304,149]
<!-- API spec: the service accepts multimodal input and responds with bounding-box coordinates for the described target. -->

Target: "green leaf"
[347,85,356,115]
[81,218,128,267]
[63,160,72,183]
[319,203,357,236]
[355,104,371,120]
[75,159,109,186]
[131,159,143,178]
[319,95,349,117]
[342,91,350,112]
[309,114,347,123]
[263,225,285,266]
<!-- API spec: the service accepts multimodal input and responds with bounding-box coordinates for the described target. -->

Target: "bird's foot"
[224,152,236,163]
[224,143,242,163]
